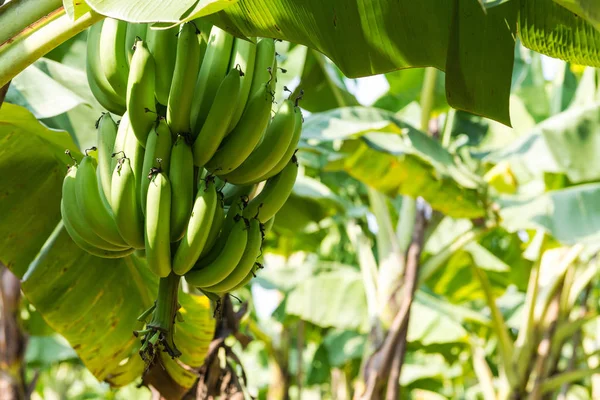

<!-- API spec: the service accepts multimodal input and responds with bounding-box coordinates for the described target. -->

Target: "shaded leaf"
[25,335,78,366]
[323,329,366,367]
[0,103,78,277]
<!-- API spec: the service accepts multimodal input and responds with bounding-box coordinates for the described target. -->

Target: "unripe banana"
[126,23,147,63]
[219,181,256,206]
[243,157,299,223]
[140,119,172,215]
[204,80,272,173]
[62,165,129,251]
[146,25,178,105]
[220,99,298,185]
[166,23,200,134]
[226,38,257,132]
[257,104,303,182]
[121,113,147,209]
[145,171,172,277]
[172,179,217,275]
[99,18,130,98]
[198,192,224,259]
[248,38,276,99]
[191,69,241,167]
[96,113,118,200]
[229,263,260,291]
[203,218,262,293]
[185,215,248,288]
[111,156,145,249]
[169,136,195,242]
[86,21,126,115]
[75,155,128,247]
[263,216,275,236]
[61,214,134,259]
[127,39,157,146]
[111,113,129,171]
[190,26,234,133]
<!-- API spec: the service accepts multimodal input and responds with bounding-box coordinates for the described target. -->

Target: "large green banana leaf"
[0,103,214,388]
[553,0,600,31]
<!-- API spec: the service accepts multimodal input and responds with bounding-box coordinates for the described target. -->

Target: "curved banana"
[190,26,234,134]
[75,155,128,246]
[96,113,118,200]
[127,39,157,147]
[169,136,195,242]
[257,104,303,182]
[229,263,260,291]
[226,38,257,132]
[202,218,262,293]
[140,119,172,215]
[220,99,298,185]
[204,78,272,173]
[86,21,126,115]
[146,25,178,105]
[111,112,129,171]
[243,157,299,223]
[247,38,276,100]
[111,156,145,249]
[219,182,256,206]
[166,23,200,135]
[99,18,130,98]
[191,69,241,167]
[198,191,224,259]
[172,178,217,275]
[145,171,172,277]
[184,215,248,288]
[61,213,134,259]
[121,113,147,210]
[126,23,147,64]
[62,165,129,251]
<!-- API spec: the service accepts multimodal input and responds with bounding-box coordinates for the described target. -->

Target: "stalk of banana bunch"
[61,18,305,361]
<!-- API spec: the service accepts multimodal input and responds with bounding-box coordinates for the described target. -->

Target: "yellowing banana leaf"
[303,107,485,218]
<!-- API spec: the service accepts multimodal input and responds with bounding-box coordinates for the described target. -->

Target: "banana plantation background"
[2,0,600,399]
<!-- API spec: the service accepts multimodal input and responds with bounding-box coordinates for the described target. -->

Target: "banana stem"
[0,0,62,45]
[0,7,104,87]
[147,272,182,358]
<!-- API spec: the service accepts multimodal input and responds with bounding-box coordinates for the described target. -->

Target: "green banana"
[61,214,134,259]
[219,182,256,206]
[145,171,172,277]
[191,69,241,167]
[146,25,178,105]
[247,38,276,99]
[75,155,128,247]
[86,21,126,115]
[99,18,130,98]
[140,119,172,215]
[243,157,299,223]
[204,79,272,174]
[257,103,303,182]
[220,99,298,185]
[185,215,248,288]
[127,39,157,146]
[172,178,217,275]
[126,23,147,63]
[226,38,257,132]
[263,216,275,236]
[111,113,129,171]
[166,23,201,135]
[96,113,118,200]
[202,218,262,293]
[62,165,130,251]
[111,156,145,249]
[169,136,195,242]
[229,263,260,291]
[198,191,224,259]
[121,113,147,210]
[190,26,234,134]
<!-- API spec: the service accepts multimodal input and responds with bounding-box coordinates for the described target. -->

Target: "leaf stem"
[0,7,104,87]
[419,67,438,132]
[0,0,62,45]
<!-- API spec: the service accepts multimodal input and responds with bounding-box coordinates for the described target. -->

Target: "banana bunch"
[61,19,304,294]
